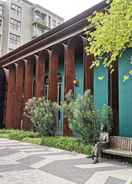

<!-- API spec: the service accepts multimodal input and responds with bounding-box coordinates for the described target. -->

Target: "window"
[9,33,20,45]
[11,4,22,18]
[10,18,21,32]
[34,10,46,21]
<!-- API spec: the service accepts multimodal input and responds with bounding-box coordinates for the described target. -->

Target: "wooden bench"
[103,136,132,158]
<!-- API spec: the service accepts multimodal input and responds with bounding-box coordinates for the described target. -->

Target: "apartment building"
[0,0,64,56]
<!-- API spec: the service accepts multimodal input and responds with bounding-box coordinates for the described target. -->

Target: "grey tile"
[40,158,124,184]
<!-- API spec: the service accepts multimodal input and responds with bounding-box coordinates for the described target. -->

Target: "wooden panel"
[48,51,59,101]
[110,136,132,152]
[35,53,45,97]
[5,65,16,129]
[23,59,33,130]
[15,63,24,129]
[64,44,75,136]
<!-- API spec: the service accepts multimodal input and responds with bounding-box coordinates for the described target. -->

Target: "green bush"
[41,136,92,155]
[62,90,113,144]
[9,130,39,140]
[24,97,60,136]
[0,129,39,140]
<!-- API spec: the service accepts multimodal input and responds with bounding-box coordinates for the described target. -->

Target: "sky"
[29,0,102,20]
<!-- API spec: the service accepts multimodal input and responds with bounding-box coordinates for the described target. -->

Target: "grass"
[0,129,92,155]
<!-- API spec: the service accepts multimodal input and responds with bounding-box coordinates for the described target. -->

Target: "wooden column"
[108,63,119,135]
[48,51,59,101]
[0,67,6,129]
[84,55,93,91]
[5,65,16,129]
[64,45,75,94]
[64,44,75,136]
[23,59,33,130]
[35,53,45,97]
[82,37,93,91]
[15,62,24,129]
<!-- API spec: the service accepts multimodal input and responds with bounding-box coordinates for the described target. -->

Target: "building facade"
[0,0,64,56]
[0,1,132,137]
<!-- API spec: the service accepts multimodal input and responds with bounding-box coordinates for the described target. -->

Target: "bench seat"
[103,149,132,158]
[102,136,132,158]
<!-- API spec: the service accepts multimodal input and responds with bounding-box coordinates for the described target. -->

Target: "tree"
[86,0,132,80]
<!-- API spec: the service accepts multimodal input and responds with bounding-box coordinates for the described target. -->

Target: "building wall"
[0,0,64,56]
[118,48,132,137]
[21,0,32,44]
[94,65,108,110]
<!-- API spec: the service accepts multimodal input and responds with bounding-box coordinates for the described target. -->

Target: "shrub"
[41,136,92,155]
[98,104,113,133]
[62,90,113,145]
[9,130,39,140]
[24,97,60,136]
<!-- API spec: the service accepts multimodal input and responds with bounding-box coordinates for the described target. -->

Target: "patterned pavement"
[0,138,132,184]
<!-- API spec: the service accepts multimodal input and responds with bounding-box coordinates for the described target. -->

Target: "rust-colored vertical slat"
[23,59,33,130]
[84,55,93,91]
[5,65,16,129]
[64,45,75,94]
[24,59,33,101]
[15,62,24,129]
[82,37,93,91]
[108,63,119,135]
[64,44,75,136]
[48,51,59,102]
[35,53,45,97]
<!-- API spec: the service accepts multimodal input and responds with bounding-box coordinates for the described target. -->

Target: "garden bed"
[0,129,92,155]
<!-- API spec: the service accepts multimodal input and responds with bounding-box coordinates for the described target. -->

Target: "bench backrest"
[110,136,132,151]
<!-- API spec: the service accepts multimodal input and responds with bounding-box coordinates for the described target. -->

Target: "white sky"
[29,0,102,20]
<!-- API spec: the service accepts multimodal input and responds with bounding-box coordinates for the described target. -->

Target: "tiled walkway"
[0,138,132,184]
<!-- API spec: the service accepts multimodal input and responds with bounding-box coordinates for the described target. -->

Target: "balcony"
[32,28,49,39]
[32,16,49,29]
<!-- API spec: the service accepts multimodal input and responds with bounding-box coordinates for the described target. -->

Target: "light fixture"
[73,79,79,87]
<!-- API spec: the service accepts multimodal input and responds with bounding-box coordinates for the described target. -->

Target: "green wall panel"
[74,55,84,97]
[94,65,108,110]
[118,48,132,137]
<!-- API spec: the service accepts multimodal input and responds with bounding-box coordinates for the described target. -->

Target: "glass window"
[11,3,22,18]
[9,33,20,45]
[10,18,21,32]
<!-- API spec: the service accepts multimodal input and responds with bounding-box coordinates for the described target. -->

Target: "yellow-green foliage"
[86,0,132,74]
